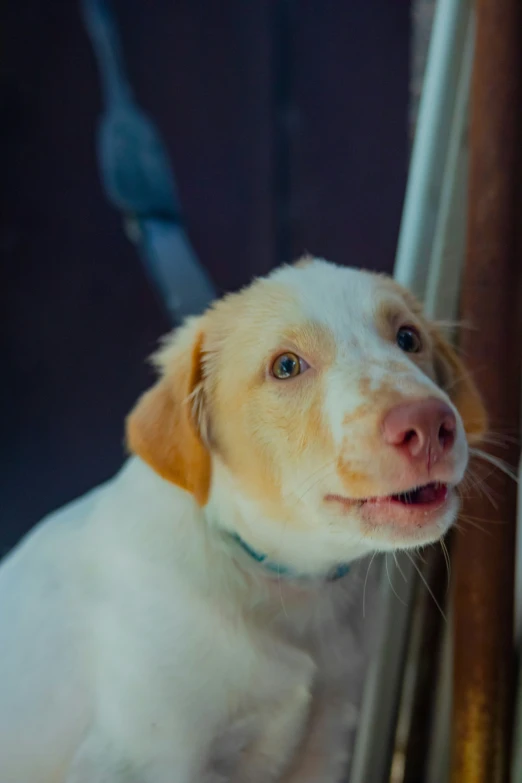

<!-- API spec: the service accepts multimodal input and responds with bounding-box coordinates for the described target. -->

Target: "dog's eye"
[271,352,308,379]
[396,326,422,353]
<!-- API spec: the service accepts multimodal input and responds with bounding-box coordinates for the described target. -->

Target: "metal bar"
[394,0,472,295]
[513,652,522,779]
[450,0,522,778]
[396,17,475,783]
[424,10,474,323]
[349,554,416,783]
[426,602,454,783]
[399,544,450,783]
[351,3,475,780]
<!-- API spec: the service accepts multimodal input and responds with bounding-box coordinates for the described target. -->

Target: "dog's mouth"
[326,482,449,509]
[373,481,448,507]
[325,481,456,544]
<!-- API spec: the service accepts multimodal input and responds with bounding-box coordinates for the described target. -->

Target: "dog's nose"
[382,398,456,466]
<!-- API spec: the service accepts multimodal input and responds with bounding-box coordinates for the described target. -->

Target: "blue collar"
[231,533,350,582]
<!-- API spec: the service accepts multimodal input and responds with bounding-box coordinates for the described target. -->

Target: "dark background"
[1,0,410,550]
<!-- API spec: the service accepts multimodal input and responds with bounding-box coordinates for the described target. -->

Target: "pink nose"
[382,398,456,466]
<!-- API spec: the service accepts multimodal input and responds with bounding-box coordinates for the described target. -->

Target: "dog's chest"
[203,596,349,782]
[206,634,315,783]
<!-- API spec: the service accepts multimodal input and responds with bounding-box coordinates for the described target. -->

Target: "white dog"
[0,259,486,783]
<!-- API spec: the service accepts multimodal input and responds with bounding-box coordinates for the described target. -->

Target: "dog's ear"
[432,329,487,444]
[126,320,211,505]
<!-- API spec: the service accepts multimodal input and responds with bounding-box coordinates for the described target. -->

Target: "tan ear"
[293,254,314,269]
[432,331,488,444]
[126,324,211,505]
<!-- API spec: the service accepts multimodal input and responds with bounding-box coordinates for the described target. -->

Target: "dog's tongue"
[391,482,447,505]
[411,483,441,504]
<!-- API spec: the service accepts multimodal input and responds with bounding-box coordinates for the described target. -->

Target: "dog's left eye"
[396,325,422,353]
[271,352,309,379]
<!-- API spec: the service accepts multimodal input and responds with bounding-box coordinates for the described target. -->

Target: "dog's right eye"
[271,352,308,379]
[396,325,422,354]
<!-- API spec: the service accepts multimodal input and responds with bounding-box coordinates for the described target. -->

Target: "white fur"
[0,461,375,783]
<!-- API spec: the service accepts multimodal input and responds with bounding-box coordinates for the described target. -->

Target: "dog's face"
[128,260,487,571]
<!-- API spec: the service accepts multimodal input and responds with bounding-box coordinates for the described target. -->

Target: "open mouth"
[326,482,449,510]
[374,481,448,508]
[325,481,454,541]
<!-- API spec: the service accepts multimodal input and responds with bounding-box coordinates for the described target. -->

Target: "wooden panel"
[450,0,522,779]
[290,0,410,272]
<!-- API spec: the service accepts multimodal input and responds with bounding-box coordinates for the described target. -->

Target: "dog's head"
[127,259,486,573]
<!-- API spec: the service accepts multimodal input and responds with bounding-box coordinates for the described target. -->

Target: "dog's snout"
[382,398,456,466]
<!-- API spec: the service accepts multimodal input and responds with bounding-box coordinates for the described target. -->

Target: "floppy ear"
[126,321,211,505]
[432,330,488,444]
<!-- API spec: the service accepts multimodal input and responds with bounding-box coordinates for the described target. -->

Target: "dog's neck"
[228,531,351,582]
[116,458,368,593]
[111,459,363,620]
[203,459,369,585]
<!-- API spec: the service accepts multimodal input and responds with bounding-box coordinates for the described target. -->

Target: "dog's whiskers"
[469,447,519,483]
[363,552,378,619]
[439,537,451,591]
[285,460,338,504]
[393,552,408,583]
[456,516,493,537]
[385,555,407,607]
[460,464,500,510]
[405,551,447,623]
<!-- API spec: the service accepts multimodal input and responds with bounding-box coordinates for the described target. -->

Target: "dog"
[0,259,486,783]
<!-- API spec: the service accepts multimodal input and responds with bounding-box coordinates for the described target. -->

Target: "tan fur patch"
[375,277,487,443]
[338,376,404,492]
[126,327,211,506]
[431,330,488,443]
[293,254,315,269]
[336,459,376,497]
[200,286,337,519]
[342,404,373,428]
